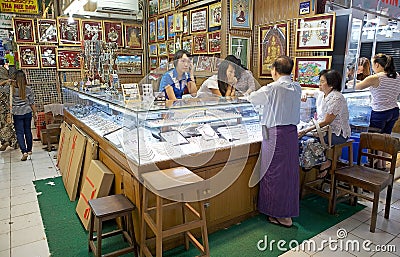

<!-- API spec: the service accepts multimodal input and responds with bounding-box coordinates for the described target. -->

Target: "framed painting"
[150,57,158,70]
[125,24,142,49]
[149,18,157,43]
[182,36,192,54]
[159,0,171,13]
[103,21,124,47]
[230,0,253,30]
[149,44,158,57]
[209,2,222,28]
[294,56,332,87]
[149,0,158,16]
[157,16,166,41]
[174,12,183,32]
[182,0,189,5]
[17,45,39,69]
[158,42,168,56]
[183,12,190,36]
[57,17,81,45]
[116,54,143,75]
[195,55,213,72]
[56,49,81,71]
[37,19,57,43]
[208,31,221,54]
[295,13,335,51]
[159,56,169,72]
[167,40,175,57]
[192,33,208,54]
[13,18,36,44]
[39,45,57,68]
[190,7,207,34]
[174,36,182,51]
[167,14,175,39]
[82,20,102,41]
[258,22,289,78]
[229,35,251,69]
[174,0,180,8]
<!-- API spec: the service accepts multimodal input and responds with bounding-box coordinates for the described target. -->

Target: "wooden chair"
[331,132,400,232]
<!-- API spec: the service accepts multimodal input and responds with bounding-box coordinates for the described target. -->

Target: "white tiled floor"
[1,139,400,256]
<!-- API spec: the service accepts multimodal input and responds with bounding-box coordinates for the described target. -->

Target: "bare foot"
[268,217,293,228]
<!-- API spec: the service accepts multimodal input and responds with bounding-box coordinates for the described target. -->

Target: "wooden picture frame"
[229,35,251,69]
[167,40,175,57]
[295,13,336,51]
[56,49,81,71]
[159,0,171,13]
[209,2,222,28]
[208,31,221,54]
[195,55,213,72]
[39,45,57,68]
[167,14,175,40]
[37,19,57,43]
[174,12,183,32]
[149,18,157,43]
[190,7,207,34]
[158,42,168,56]
[149,0,159,16]
[230,0,253,30]
[116,54,143,75]
[157,16,166,41]
[57,17,81,46]
[182,36,192,54]
[159,56,169,72]
[103,21,124,47]
[125,24,142,49]
[258,22,289,78]
[174,35,182,51]
[294,56,332,87]
[192,33,208,54]
[17,45,39,69]
[149,44,158,57]
[150,57,158,70]
[82,20,103,41]
[183,12,190,36]
[13,18,36,44]
[182,0,189,5]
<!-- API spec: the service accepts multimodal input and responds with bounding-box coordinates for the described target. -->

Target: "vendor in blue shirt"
[159,50,197,100]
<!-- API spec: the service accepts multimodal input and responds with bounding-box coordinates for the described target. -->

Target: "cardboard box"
[76,160,114,230]
[79,137,98,192]
[57,122,71,175]
[62,125,87,201]
[40,126,61,145]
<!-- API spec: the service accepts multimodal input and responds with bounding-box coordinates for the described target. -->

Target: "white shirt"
[248,75,302,128]
[197,75,219,98]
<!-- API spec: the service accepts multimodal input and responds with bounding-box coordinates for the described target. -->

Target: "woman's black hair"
[217,60,231,96]
[373,53,397,79]
[224,55,246,80]
[319,69,342,91]
[173,49,191,68]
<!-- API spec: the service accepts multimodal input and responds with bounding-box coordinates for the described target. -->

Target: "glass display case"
[62,87,263,166]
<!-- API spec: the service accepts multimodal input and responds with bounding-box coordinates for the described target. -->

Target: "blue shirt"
[159,69,192,99]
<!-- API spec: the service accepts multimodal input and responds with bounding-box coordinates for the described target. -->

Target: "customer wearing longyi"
[159,49,197,100]
[248,55,301,228]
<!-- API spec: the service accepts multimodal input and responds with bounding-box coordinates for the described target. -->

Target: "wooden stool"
[88,194,138,257]
[140,167,210,257]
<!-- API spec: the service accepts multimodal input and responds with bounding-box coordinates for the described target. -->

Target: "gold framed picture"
[18,45,39,69]
[56,48,81,71]
[209,2,222,28]
[82,20,103,41]
[229,34,251,69]
[190,7,207,34]
[174,12,183,32]
[37,19,57,43]
[39,45,57,68]
[57,17,81,46]
[125,24,142,49]
[13,18,36,44]
[103,21,124,47]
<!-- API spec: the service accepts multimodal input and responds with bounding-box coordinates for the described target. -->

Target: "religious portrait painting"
[159,56,169,72]
[149,0,159,16]
[258,22,289,78]
[157,16,166,41]
[183,12,189,35]
[182,36,192,54]
[295,13,335,51]
[158,42,168,56]
[209,2,222,28]
[230,0,253,30]
[150,57,158,70]
[82,20,103,41]
[57,17,81,45]
[39,45,57,68]
[208,31,221,53]
[159,0,171,13]
[103,21,124,47]
[56,49,81,70]
[294,57,332,87]
[174,12,183,32]
[167,40,175,57]
[149,18,157,43]
[125,24,142,49]
[149,44,158,57]
[37,19,58,43]
[192,33,208,54]
[17,45,39,69]
[13,18,36,44]
[229,35,251,69]
[167,14,175,39]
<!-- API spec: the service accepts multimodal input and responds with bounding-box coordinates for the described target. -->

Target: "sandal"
[268,216,293,228]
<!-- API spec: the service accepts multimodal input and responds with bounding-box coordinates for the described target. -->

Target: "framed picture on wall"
[158,42,168,56]
[167,14,175,39]
[115,54,143,75]
[157,16,166,41]
[212,57,222,72]
[18,45,39,69]
[13,18,36,44]
[103,21,124,47]
[167,40,175,57]
[174,35,182,51]
[56,49,81,71]
[82,20,103,41]
[125,24,142,49]
[209,2,222,28]
[230,0,253,30]
[295,13,335,51]
[294,56,332,87]
[159,0,171,13]
[39,45,57,68]
[190,7,207,34]
[57,17,81,45]
[229,35,251,69]
[149,44,158,57]
[183,12,189,35]
[37,19,57,43]
[174,12,183,32]
[159,56,169,72]
[149,18,157,43]
[258,22,289,78]
[208,31,221,53]
[192,33,208,54]
[182,0,189,5]
[149,0,159,16]
[150,57,158,70]
[182,36,192,54]
[195,55,213,72]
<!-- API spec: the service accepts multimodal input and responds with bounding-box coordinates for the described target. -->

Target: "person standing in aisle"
[0,70,37,161]
[247,56,301,228]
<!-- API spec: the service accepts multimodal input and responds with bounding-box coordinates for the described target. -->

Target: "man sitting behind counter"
[159,49,197,100]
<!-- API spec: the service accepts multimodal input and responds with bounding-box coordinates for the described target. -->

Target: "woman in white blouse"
[298,69,351,178]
